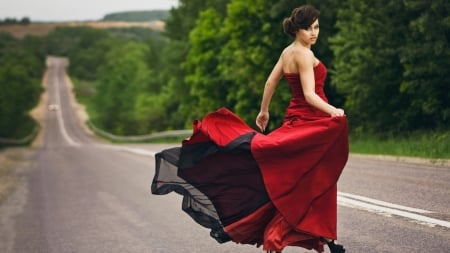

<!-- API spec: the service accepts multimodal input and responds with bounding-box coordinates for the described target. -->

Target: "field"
[0,20,165,38]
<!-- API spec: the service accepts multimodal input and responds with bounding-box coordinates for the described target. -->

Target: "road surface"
[0,57,449,253]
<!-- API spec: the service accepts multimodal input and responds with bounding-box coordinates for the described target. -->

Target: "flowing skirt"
[151,107,348,252]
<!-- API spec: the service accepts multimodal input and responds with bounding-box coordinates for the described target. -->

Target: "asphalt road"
[0,57,449,253]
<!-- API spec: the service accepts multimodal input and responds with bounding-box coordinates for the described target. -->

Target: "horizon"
[1,9,172,23]
[0,0,178,22]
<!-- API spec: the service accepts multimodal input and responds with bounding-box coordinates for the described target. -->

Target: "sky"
[0,0,179,22]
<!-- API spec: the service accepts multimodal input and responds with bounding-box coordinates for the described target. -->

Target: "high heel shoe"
[326,240,345,253]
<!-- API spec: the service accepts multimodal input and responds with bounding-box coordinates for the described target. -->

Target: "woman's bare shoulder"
[293,48,314,67]
[281,46,313,60]
[279,45,315,72]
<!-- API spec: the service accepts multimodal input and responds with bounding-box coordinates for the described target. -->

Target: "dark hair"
[283,5,320,37]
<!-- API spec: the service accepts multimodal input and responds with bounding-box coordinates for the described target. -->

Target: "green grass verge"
[350,131,450,159]
[72,78,98,121]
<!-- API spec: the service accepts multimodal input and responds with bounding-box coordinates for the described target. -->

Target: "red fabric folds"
[184,108,256,146]
[195,107,348,252]
[252,115,348,240]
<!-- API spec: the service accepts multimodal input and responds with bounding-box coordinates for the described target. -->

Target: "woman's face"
[296,19,320,46]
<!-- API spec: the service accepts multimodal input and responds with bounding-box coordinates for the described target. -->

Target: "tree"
[330,0,409,134]
[183,8,230,119]
[400,0,450,130]
[45,27,112,81]
[0,34,43,138]
[20,17,31,25]
[159,0,231,128]
[94,42,153,135]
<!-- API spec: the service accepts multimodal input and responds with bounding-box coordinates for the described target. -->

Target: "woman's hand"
[256,111,269,132]
[330,108,345,117]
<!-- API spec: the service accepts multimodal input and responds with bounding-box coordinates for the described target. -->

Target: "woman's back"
[280,45,320,74]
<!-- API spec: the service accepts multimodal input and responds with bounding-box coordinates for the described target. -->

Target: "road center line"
[53,66,79,147]
[338,192,432,214]
[338,194,450,228]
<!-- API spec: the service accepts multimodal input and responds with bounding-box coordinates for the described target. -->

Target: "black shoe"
[326,240,345,253]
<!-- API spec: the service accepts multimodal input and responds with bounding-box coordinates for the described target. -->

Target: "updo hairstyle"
[283,5,320,38]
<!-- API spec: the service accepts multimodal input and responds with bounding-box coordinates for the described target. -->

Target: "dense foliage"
[330,0,450,135]
[0,33,44,138]
[330,0,409,134]
[400,0,450,130]
[1,0,448,141]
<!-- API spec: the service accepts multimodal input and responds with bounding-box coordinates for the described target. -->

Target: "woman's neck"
[293,39,311,49]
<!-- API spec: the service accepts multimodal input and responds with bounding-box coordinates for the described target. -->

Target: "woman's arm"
[256,58,284,132]
[297,50,344,117]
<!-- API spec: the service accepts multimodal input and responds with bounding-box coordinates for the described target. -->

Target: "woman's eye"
[307,25,319,31]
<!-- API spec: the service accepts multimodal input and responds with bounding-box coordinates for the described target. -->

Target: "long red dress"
[151,62,348,252]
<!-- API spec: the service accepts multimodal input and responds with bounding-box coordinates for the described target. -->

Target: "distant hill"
[102,10,170,22]
[0,21,165,39]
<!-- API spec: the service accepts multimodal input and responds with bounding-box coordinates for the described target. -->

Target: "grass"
[71,78,101,125]
[350,131,450,160]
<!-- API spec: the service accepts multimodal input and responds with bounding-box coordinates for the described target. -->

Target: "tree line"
[0,0,448,140]
[0,33,44,139]
[0,17,31,25]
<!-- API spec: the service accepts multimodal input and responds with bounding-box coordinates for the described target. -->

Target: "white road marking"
[53,68,80,147]
[338,192,433,214]
[338,193,450,228]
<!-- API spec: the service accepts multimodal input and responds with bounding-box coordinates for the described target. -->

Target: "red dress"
[151,62,349,252]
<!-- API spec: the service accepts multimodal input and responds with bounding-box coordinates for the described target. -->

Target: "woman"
[152,5,347,253]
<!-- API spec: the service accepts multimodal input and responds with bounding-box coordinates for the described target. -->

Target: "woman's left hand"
[330,108,345,117]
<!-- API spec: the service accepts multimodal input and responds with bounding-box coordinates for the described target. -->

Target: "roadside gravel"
[0,67,48,204]
[0,148,36,205]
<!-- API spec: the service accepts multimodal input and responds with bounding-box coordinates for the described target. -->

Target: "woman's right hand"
[256,111,269,132]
